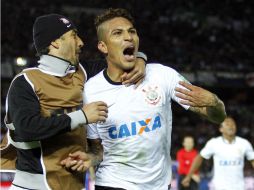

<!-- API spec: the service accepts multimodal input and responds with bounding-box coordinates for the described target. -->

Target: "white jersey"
[84,64,189,190]
[200,136,254,190]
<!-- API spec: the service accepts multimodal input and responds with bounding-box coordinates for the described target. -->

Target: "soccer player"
[176,136,199,190]
[182,117,254,190]
[1,14,146,190]
[61,8,226,190]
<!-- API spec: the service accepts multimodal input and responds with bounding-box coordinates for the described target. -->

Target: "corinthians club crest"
[142,84,161,105]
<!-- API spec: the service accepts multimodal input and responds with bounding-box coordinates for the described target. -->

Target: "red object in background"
[0,181,11,190]
[0,181,12,187]
[176,148,198,175]
[1,172,15,189]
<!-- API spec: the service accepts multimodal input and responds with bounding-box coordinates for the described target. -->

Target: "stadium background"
[1,0,254,189]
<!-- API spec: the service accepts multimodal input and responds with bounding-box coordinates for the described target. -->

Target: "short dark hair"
[95,8,135,29]
[95,8,135,41]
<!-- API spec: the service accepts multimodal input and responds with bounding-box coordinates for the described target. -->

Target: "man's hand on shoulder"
[175,81,217,107]
[175,81,226,124]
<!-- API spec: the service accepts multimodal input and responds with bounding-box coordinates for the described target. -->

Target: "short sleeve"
[163,66,190,110]
[83,83,100,139]
[244,140,254,161]
[87,123,100,139]
[200,139,215,159]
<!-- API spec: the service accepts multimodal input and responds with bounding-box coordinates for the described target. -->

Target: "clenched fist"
[82,101,108,124]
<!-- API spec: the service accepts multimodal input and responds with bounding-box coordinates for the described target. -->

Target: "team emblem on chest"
[142,84,162,105]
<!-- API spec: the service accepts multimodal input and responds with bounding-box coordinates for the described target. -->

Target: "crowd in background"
[2,0,254,72]
[2,0,254,178]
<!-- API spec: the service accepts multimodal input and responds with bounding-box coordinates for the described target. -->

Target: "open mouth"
[123,46,135,61]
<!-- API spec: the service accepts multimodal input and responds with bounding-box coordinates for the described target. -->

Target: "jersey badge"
[142,85,161,105]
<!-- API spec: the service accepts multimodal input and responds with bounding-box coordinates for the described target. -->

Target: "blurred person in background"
[61,8,226,190]
[176,136,199,190]
[1,13,146,190]
[182,117,254,190]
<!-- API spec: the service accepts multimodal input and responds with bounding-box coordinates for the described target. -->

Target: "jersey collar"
[103,69,123,85]
[221,136,236,144]
[38,55,76,77]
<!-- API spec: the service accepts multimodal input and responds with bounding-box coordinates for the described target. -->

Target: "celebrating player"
[61,8,226,190]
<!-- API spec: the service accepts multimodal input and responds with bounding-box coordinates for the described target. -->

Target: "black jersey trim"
[103,69,123,85]
[12,183,38,190]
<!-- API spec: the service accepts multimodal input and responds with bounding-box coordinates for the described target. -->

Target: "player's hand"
[191,174,200,183]
[121,57,146,88]
[181,175,191,187]
[82,101,108,124]
[60,151,92,172]
[175,81,218,107]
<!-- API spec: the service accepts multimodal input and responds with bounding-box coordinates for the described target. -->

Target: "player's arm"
[7,75,107,142]
[250,160,254,168]
[82,59,107,80]
[181,154,204,187]
[64,98,104,172]
[175,81,226,124]
[87,138,103,166]
[60,138,103,172]
[244,140,254,168]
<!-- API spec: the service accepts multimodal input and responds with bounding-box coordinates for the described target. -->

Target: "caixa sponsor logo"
[108,115,161,139]
[219,159,242,166]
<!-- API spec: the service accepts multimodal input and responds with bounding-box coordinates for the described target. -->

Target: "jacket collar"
[38,55,76,77]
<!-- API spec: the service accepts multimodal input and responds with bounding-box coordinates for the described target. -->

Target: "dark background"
[1,0,254,177]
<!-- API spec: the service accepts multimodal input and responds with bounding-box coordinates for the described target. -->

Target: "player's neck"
[222,135,235,143]
[106,66,124,82]
[184,148,193,152]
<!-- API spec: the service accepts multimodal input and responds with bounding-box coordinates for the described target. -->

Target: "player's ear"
[98,41,108,54]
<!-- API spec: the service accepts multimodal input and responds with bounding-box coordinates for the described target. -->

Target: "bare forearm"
[88,139,103,166]
[206,94,227,124]
[175,81,226,124]
[187,155,203,177]
[251,160,254,169]
[90,151,103,166]
[190,94,226,124]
